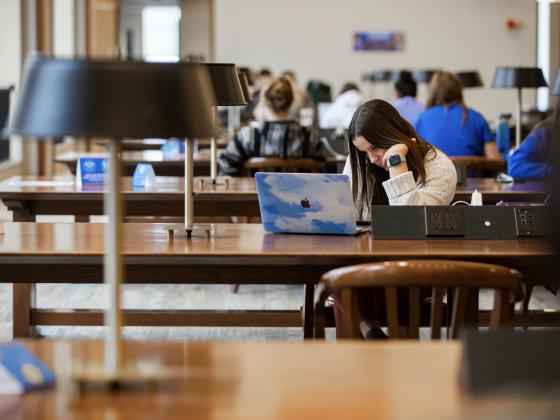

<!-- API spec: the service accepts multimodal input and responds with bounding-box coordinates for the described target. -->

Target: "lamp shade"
[455,71,483,88]
[373,70,393,82]
[10,56,217,139]
[205,63,247,106]
[491,67,548,89]
[552,68,560,95]
[237,69,251,103]
[413,70,438,83]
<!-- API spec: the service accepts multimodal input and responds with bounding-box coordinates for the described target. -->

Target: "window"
[142,6,181,63]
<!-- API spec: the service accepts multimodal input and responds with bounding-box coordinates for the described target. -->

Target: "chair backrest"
[314,260,523,340]
[450,156,506,177]
[242,157,324,175]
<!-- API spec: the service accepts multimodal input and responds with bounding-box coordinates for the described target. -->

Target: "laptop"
[255,173,369,235]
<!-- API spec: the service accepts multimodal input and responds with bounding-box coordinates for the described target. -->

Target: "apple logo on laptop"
[300,197,311,209]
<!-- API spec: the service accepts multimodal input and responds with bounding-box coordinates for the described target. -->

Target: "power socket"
[424,206,465,237]
[514,207,544,237]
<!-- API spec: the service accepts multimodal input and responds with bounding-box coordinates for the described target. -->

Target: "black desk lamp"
[551,68,560,95]
[413,70,439,83]
[491,67,547,147]
[10,55,216,386]
[455,71,483,88]
[238,69,251,103]
[205,63,246,185]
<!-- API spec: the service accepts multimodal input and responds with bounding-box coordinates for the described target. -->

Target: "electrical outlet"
[515,208,540,237]
[424,206,465,237]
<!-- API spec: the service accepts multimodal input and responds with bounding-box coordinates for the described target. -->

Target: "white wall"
[53,0,76,57]
[0,0,21,89]
[214,0,537,120]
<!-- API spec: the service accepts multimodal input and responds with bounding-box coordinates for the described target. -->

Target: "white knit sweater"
[342,149,457,218]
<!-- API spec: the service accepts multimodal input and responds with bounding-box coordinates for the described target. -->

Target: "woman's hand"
[382,138,415,169]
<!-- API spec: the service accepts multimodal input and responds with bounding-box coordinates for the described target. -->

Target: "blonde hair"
[263,77,294,114]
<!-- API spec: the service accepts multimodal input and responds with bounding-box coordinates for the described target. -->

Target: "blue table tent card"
[0,341,55,394]
[76,157,108,188]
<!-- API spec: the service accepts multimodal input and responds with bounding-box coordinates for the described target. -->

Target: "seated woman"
[322,82,362,130]
[390,70,425,124]
[218,77,324,176]
[508,117,553,181]
[414,71,500,159]
[340,99,456,338]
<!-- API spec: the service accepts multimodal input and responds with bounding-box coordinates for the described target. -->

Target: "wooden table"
[1,223,553,339]
[0,176,548,222]
[56,151,213,177]
[0,176,259,221]
[55,152,346,177]
[5,340,554,419]
[94,138,228,151]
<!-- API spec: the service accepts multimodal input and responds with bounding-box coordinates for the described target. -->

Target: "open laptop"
[255,173,369,235]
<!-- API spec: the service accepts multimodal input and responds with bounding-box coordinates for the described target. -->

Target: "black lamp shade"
[237,70,251,103]
[552,68,560,95]
[10,56,217,139]
[413,70,438,83]
[455,71,483,88]
[238,67,254,86]
[205,63,247,106]
[491,67,548,88]
[373,70,392,82]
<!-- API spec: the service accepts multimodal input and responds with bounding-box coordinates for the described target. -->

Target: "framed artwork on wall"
[353,32,405,51]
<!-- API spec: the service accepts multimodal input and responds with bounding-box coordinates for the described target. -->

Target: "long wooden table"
[1,223,554,339]
[0,176,549,221]
[5,340,555,419]
[55,151,346,177]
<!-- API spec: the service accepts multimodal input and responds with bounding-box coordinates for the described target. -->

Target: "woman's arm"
[508,130,550,180]
[483,141,501,159]
[382,150,457,206]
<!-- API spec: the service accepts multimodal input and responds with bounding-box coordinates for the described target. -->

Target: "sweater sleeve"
[508,129,550,181]
[218,127,252,176]
[382,151,457,205]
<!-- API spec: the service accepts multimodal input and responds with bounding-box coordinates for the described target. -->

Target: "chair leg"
[231,284,240,293]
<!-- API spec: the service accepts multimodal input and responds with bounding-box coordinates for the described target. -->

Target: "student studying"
[415,71,500,159]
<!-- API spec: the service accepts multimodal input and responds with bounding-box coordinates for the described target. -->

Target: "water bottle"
[496,113,511,160]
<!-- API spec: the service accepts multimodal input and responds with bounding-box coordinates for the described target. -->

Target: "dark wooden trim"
[31,308,303,327]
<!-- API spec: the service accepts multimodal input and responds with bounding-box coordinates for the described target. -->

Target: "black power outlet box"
[371,205,549,240]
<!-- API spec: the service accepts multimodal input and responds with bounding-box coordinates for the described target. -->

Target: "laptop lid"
[255,173,359,235]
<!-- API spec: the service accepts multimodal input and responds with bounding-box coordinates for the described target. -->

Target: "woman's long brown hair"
[426,71,468,125]
[348,99,435,219]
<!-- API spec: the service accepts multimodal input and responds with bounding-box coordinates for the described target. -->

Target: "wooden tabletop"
[0,176,549,222]
[0,222,551,258]
[5,340,556,419]
[94,138,227,151]
[55,152,346,177]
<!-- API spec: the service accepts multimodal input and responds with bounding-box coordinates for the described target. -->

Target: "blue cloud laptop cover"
[255,173,358,235]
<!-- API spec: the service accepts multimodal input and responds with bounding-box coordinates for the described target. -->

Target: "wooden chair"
[450,156,506,177]
[314,260,524,340]
[242,157,324,175]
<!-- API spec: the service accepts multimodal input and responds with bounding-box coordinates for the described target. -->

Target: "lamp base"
[72,361,172,392]
[164,223,214,239]
[197,176,231,187]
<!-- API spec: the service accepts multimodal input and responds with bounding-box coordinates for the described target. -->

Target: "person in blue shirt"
[508,117,553,180]
[414,71,500,159]
[390,70,425,124]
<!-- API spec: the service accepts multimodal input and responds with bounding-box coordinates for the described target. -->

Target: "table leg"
[10,204,35,222]
[465,288,479,327]
[303,283,315,339]
[13,284,37,338]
